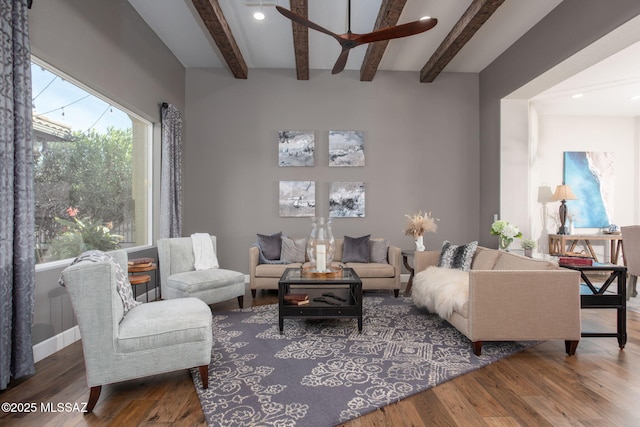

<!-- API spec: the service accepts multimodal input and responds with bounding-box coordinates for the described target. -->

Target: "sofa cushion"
[255,262,302,278]
[412,266,469,318]
[438,241,478,271]
[167,268,244,293]
[346,262,395,278]
[257,232,282,260]
[493,252,558,270]
[369,238,389,264]
[117,298,211,353]
[281,237,307,263]
[343,235,371,263]
[470,246,500,270]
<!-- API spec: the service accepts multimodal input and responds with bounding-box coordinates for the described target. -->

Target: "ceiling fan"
[276,0,437,74]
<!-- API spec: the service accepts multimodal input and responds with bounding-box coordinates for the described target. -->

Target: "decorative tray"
[301,267,342,278]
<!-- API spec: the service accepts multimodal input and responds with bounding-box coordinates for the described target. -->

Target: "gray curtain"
[160,103,183,238]
[0,0,36,390]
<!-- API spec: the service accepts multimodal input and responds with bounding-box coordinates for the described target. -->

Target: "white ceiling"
[531,40,640,117]
[127,0,640,117]
[127,0,562,73]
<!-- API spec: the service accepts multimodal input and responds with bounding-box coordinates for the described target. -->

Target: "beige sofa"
[413,246,582,356]
[249,238,401,297]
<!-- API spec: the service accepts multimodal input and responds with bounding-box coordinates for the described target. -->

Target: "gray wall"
[29,0,185,345]
[184,68,480,273]
[478,0,640,247]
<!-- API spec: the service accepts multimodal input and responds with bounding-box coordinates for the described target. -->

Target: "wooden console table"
[548,233,623,264]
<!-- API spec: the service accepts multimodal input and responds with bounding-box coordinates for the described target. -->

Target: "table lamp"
[551,184,578,235]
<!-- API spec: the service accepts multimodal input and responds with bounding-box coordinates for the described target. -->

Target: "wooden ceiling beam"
[420,0,505,83]
[192,0,248,79]
[360,0,408,82]
[290,0,309,80]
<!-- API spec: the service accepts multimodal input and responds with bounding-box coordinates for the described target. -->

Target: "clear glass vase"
[307,217,335,272]
[499,236,513,251]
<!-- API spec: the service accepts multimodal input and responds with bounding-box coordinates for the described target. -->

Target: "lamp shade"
[551,184,578,201]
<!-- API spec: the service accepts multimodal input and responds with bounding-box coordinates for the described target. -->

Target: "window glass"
[32,59,151,264]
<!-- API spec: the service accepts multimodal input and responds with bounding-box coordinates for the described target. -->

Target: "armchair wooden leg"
[198,365,209,389]
[237,295,244,308]
[251,289,257,298]
[85,385,102,414]
[565,340,579,356]
[393,289,399,298]
[472,341,483,356]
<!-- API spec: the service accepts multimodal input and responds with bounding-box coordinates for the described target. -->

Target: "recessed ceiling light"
[253,11,265,21]
[420,16,432,21]
[630,95,640,101]
[571,93,584,99]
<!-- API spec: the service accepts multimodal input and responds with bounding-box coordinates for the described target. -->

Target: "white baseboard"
[33,325,81,363]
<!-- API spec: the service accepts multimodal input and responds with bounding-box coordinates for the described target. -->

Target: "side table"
[560,261,627,349]
[128,259,158,302]
[402,250,415,296]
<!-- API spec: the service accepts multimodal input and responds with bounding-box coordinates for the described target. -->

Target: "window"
[32,58,152,264]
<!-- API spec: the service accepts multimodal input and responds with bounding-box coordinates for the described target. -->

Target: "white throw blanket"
[412,266,469,319]
[191,233,219,270]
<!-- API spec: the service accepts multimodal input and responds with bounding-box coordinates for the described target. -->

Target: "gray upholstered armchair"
[622,225,640,299]
[61,250,213,413]
[157,235,245,308]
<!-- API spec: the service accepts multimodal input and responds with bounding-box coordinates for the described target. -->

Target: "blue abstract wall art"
[563,151,614,228]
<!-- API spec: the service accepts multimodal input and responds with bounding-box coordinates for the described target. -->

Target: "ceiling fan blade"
[356,18,438,44]
[331,48,351,74]
[276,6,341,42]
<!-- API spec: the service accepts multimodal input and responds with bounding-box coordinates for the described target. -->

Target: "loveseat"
[412,245,582,356]
[249,237,401,297]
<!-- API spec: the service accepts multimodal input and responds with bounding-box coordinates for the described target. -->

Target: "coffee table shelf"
[278,267,362,334]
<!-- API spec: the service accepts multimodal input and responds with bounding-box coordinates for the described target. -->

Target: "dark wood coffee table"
[278,267,362,333]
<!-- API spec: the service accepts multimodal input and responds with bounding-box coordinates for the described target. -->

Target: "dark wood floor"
[2,286,640,427]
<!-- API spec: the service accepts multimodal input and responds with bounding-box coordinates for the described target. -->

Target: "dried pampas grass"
[403,210,438,238]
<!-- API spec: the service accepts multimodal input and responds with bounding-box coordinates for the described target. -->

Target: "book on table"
[559,256,593,266]
[128,257,154,266]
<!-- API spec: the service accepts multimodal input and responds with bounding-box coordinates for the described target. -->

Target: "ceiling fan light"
[253,11,265,21]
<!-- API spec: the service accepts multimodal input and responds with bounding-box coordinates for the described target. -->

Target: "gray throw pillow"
[438,240,478,271]
[281,237,307,263]
[257,232,282,260]
[343,234,371,263]
[369,238,389,264]
[59,250,142,315]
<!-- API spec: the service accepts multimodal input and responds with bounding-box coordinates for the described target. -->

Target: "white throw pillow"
[412,266,469,318]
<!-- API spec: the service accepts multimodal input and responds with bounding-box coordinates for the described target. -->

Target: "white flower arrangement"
[490,220,523,250]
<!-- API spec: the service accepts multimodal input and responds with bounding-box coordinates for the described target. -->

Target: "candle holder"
[306,217,335,273]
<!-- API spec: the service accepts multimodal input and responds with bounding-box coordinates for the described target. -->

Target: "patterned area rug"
[191,296,535,427]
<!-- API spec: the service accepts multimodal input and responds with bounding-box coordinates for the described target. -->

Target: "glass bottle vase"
[307,217,335,272]
[499,236,513,251]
